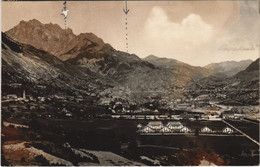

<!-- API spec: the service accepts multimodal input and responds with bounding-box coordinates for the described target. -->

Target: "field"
[4,118,259,165]
[226,119,259,141]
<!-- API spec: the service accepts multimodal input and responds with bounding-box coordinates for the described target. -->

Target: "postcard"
[1,0,259,166]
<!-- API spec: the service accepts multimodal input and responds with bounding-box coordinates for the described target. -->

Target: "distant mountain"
[187,58,259,104]
[143,55,180,68]
[144,55,213,88]
[5,19,105,61]
[3,20,164,102]
[231,58,259,89]
[5,20,156,80]
[225,58,259,104]
[4,19,257,104]
[4,20,216,100]
[204,60,253,77]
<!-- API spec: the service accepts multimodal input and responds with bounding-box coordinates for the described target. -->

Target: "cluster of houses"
[111,110,241,121]
[137,121,234,134]
[200,126,234,134]
[137,121,191,133]
[2,90,34,102]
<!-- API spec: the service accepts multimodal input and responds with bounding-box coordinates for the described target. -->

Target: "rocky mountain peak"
[144,55,160,60]
[78,33,105,47]
[5,19,106,61]
[20,19,41,26]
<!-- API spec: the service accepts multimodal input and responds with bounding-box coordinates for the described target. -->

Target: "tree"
[195,129,199,136]
[29,118,41,131]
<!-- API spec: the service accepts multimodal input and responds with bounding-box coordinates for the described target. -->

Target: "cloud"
[144,7,213,47]
[140,5,258,66]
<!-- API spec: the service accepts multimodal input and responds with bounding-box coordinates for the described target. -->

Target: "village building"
[137,123,142,129]
[175,103,191,110]
[221,111,235,119]
[134,115,146,119]
[138,121,192,134]
[222,127,233,134]
[234,113,244,119]
[158,115,168,120]
[6,94,18,100]
[147,121,164,130]
[166,121,183,130]
[142,126,155,133]
[146,115,156,120]
[180,126,191,133]
[26,95,34,101]
[65,112,73,117]
[241,150,260,157]
[208,116,222,121]
[200,126,213,133]
[205,111,222,120]
[161,126,171,133]
[194,94,210,101]
[37,85,47,89]
[111,115,120,118]
[37,97,46,102]
[154,109,159,113]
[8,83,22,88]
[170,115,182,120]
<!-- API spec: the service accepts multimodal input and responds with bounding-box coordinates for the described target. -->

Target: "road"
[242,118,259,125]
[138,144,188,151]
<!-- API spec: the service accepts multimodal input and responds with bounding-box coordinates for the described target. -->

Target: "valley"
[1,19,259,166]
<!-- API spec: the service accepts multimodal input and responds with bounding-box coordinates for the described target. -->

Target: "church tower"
[23,90,26,99]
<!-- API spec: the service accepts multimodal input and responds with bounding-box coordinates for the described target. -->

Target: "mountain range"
[204,60,253,77]
[2,19,259,104]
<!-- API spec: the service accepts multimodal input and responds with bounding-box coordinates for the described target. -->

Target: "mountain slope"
[204,60,253,77]
[143,55,180,68]
[5,20,156,80]
[5,20,213,94]
[187,58,259,104]
[2,33,106,96]
[5,19,105,61]
[3,19,221,102]
[144,55,213,88]
[5,19,256,104]
[231,58,259,89]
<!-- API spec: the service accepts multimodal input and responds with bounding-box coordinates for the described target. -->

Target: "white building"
[161,126,171,133]
[166,121,183,130]
[137,123,142,129]
[139,121,192,134]
[142,126,155,133]
[6,94,18,100]
[139,121,164,133]
[170,115,181,120]
[180,126,191,133]
[222,127,233,134]
[147,121,164,130]
[201,126,213,133]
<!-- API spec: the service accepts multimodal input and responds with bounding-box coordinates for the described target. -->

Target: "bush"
[35,155,50,166]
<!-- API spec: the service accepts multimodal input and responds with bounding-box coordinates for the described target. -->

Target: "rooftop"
[148,121,163,126]
[167,121,182,126]
[222,111,235,115]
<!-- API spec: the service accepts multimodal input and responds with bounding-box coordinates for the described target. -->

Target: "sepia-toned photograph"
[1,0,259,166]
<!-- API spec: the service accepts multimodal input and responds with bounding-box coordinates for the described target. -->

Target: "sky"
[2,1,259,66]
